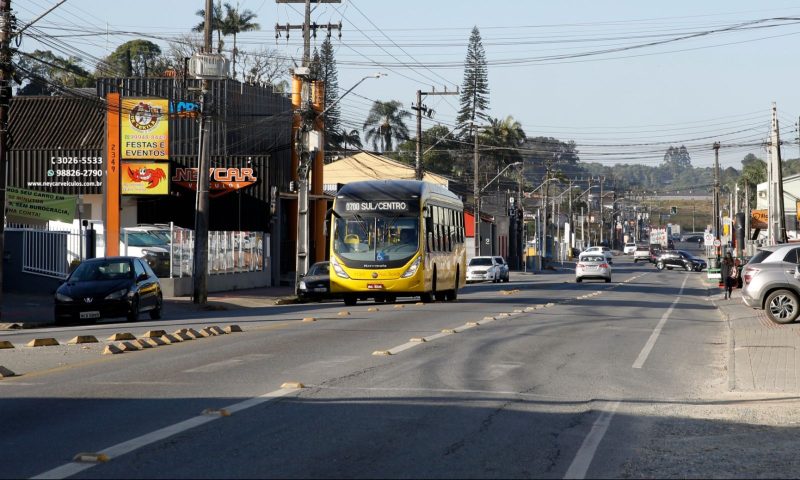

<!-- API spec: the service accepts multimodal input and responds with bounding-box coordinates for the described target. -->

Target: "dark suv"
[655,250,707,272]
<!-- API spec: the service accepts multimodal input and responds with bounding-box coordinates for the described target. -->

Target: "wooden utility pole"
[412,87,457,180]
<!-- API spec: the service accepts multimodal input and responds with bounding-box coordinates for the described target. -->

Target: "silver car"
[741,244,800,324]
[576,254,611,283]
[493,256,510,283]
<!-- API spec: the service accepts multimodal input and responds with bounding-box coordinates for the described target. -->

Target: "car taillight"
[577,263,584,269]
[744,267,759,285]
[600,263,609,268]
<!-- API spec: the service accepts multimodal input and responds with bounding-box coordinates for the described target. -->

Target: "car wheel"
[766,289,800,324]
[605,277,611,283]
[126,296,140,322]
[343,295,357,306]
[656,262,665,271]
[576,277,582,283]
[684,263,692,272]
[149,294,163,320]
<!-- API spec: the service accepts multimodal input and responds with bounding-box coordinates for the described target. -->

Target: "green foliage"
[193,1,225,52]
[479,116,526,182]
[363,100,411,152]
[398,124,460,176]
[318,38,341,156]
[100,40,163,77]
[17,50,93,95]
[456,26,490,128]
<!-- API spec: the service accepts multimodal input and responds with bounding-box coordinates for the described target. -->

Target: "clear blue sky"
[18,0,800,169]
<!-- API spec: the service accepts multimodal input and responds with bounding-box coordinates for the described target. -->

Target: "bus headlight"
[330,256,350,279]
[401,257,421,278]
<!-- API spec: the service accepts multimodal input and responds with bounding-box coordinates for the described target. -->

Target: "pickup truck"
[633,245,650,263]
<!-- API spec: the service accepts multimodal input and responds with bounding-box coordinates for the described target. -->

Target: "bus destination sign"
[344,201,408,212]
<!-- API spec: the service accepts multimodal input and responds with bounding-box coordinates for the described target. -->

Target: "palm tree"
[479,115,526,182]
[193,1,225,53]
[339,129,363,157]
[363,100,411,153]
[222,3,260,79]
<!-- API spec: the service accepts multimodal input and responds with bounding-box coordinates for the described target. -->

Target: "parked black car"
[655,250,707,272]
[54,256,163,325]
[298,261,331,302]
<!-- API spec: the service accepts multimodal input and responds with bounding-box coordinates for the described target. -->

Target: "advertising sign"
[6,187,77,223]
[121,98,169,159]
[172,167,258,197]
[751,209,767,229]
[122,162,170,195]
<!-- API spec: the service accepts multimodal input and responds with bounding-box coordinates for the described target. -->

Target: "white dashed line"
[632,275,688,369]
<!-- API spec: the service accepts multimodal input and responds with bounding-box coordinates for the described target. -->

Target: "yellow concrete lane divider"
[337,311,351,317]
[224,325,243,333]
[302,317,317,322]
[0,340,14,349]
[208,326,227,335]
[0,366,16,377]
[280,381,305,389]
[133,339,153,349]
[367,307,380,312]
[68,336,98,345]
[26,338,59,347]
[102,344,123,355]
[117,341,141,352]
[143,330,166,338]
[107,332,135,341]
[160,333,183,344]
[172,330,193,341]
[394,304,405,309]
[73,452,109,463]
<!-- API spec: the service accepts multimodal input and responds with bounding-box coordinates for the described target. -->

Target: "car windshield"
[70,259,133,282]
[469,257,493,266]
[308,263,329,276]
[333,214,419,264]
[747,249,775,265]
[125,231,166,247]
[581,256,605,262]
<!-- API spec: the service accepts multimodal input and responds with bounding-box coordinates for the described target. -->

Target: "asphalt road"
[3,253,797,478]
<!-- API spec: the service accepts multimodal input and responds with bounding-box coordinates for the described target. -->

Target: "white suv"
[623,242,636,255]
[467,256,500,283]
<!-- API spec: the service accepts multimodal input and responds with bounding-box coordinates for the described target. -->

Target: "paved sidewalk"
[710,281,800,393]
[0,286,296,330]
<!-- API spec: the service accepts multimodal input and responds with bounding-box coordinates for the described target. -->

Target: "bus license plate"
[80,311,100,319]
[367,284,384,290]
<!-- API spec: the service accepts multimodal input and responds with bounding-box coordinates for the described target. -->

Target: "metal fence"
[167,227,265,278]
[12,227,86,279]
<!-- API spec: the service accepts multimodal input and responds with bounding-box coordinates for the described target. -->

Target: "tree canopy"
[456,26,490,130]
[100,40,164,77]
[363,100,410,152]
[16,50,93,95]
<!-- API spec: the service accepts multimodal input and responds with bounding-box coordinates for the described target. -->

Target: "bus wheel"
[344,295,357,306]
[420,292,433,303]
[446,270,459,301]
[385,295,397,304]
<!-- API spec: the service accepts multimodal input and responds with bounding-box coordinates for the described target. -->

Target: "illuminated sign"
[122,162,170,195]
[343,201,408,212]
[121,98,169,159]
[172,167,257,197]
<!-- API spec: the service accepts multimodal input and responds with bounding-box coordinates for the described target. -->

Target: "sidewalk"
[711,281,800,393]
[0,286,296,330]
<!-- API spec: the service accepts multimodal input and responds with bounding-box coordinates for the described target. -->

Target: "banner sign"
[6,187,77,223]
[121,98,169,159]
[751,209,767,229]
[172,167,257,197]
[122,162,170,195]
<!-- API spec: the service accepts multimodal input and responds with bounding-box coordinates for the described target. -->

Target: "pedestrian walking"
[720,252,738,299]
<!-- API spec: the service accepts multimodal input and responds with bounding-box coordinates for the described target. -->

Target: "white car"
[623,242,636,255]
[576,254,611,283]
[581,246,613,263]
[466,256,500,283]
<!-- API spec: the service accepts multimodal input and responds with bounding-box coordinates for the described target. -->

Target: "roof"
[323,152,449,188]
[9,95,105,150]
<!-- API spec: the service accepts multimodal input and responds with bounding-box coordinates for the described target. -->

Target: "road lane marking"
[564,400,621,479]
[31,385,302,480]
[632,275,689,369]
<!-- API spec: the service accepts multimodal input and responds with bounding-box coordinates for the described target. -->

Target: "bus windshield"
[333,214,419,266]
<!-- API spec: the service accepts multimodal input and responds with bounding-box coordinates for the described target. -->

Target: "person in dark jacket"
[720,252,737,299]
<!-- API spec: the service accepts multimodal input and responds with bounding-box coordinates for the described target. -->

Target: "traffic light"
[670,206,677,215]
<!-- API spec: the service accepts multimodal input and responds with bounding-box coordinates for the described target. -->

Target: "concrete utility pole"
[473,128,480,257]
[599,176,604,245]
[275,0,341,293]
[192,0,214,304]
[767,102,787,244]
[412,88,457,181]
[712,142,721,262]
[0,0,10,319]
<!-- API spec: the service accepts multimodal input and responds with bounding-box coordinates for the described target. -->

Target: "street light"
[295,72,384,295]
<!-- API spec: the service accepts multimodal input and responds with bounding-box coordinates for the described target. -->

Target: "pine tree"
[456,26,490,128]
[318,38,341,158]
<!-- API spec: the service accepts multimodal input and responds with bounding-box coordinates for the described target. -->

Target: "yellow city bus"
[329,180,467,306]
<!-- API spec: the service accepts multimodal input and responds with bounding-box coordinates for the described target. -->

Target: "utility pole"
[275,0,341,293]
[412,87,457,181]
[473,127,480,257]
[599,176,604,245]
[192,0,214,304]
[713,142,721,261]
[0,0,10,319]
[768,102,787,244]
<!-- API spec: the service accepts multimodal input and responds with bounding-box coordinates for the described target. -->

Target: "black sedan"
[54,256,163,325]
[298,261,331,302]
[655,250,707,272]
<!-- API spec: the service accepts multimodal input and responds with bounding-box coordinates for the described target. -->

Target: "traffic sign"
[704,233,714,246]
[713,239,721,247]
